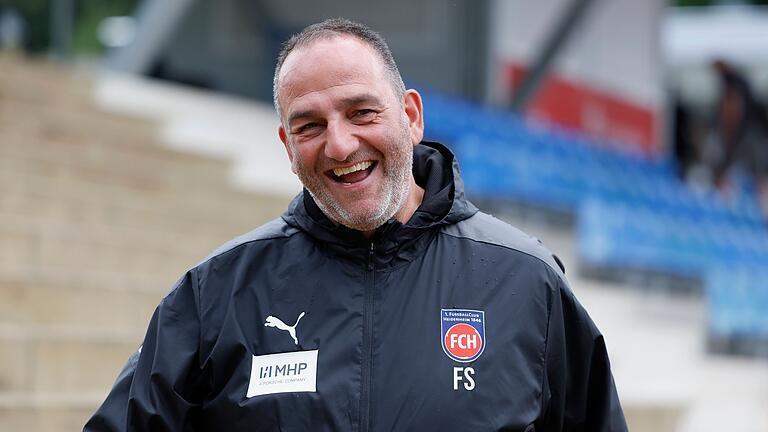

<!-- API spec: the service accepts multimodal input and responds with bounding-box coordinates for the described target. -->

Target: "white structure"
[663,5,768,107]
[486,0,665,154]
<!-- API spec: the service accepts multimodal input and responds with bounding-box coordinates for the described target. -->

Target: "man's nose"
[324,120,359,161]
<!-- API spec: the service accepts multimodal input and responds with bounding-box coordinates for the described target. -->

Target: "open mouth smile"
[327,160,377,184]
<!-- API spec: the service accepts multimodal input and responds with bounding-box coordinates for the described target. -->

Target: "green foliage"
[72,0,137,55]
[1,0,50,52]
[0,0,137,55]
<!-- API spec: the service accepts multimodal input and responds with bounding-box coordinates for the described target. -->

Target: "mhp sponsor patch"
[441,309,485,363]
[247,350,318,397]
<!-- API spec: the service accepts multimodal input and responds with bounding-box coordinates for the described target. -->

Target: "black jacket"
[85,142,627,431]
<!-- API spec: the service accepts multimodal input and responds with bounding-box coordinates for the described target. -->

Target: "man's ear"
[403,89,424,145]
[278,126,296,173]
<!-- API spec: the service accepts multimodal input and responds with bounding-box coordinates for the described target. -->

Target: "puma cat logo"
[264,312,306,345]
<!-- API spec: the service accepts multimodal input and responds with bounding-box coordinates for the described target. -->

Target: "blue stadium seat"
[418,88,768,282]
[707,266,768,341]
[578,198,768,278]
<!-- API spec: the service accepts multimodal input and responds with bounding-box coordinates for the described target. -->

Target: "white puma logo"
[264,312,306,345]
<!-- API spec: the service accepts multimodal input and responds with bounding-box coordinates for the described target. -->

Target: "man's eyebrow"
[287,109,320,125]
[286,93,384,125]
[338,93,383,107]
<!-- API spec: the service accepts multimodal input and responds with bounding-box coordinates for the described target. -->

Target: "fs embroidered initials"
[453,367,475,391]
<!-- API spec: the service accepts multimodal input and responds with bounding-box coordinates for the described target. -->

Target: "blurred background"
[1,0,767,430]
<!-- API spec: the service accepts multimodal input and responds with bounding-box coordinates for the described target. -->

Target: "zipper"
[360,242,375,432]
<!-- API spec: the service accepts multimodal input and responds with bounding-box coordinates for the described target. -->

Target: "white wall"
[487,0,664,110]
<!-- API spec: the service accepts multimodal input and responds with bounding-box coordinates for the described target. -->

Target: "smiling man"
[86,18,627,432]
[275,32,423,235]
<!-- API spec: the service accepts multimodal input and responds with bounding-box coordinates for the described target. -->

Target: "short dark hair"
[272,18,406,117]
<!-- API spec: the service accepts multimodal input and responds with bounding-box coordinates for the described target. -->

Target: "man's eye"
[355,109,376,118]
[296,123,319,133]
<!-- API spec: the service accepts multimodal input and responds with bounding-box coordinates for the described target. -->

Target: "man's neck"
[362,175,425,239]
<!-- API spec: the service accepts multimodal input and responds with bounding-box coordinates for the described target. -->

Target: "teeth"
[333,161,372,177]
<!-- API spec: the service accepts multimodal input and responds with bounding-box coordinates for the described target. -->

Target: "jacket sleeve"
[84,271,207,432]
[537,274,628,432]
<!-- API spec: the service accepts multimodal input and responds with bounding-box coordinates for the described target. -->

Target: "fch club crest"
[441,309,486,363]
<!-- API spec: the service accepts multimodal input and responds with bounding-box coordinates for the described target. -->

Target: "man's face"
[277,36,423,232]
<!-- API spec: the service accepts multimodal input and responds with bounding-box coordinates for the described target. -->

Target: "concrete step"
[0,100,160,152]
[0,239,212,290]
[0,265,180,300]
[0,220,207,274]
[0,142,290,206]
[0,135,236,195]
[623,403,685,432]
[0,207,235,258]
[0,324,140,395]
[0,189,273,245]
[0,55,92,110]
[0,102,197,165]
[0,164,290,230]
[0,276,162,328]
[0,393,98,432]
[1,130,233,188]
[0,326,141,431]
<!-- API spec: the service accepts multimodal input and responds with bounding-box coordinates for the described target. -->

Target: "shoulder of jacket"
[440,211,566,279]
[196,216,299,267]
[162,217,299,300]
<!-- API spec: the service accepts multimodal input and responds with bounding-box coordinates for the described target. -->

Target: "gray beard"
[305,152,412,232]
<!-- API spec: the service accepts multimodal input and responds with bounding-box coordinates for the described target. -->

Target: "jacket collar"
[282,141,478,266]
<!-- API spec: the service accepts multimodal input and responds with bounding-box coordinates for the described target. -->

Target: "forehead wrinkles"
[283,81,370,112]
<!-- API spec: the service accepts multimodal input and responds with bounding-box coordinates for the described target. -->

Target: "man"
[710,59,768,216]
[86,18,626,431]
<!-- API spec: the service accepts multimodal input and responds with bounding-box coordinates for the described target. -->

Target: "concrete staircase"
[0,55,290,431]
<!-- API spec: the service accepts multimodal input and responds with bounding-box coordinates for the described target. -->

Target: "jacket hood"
[281,141,478,266]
